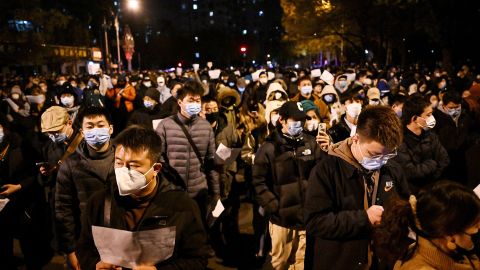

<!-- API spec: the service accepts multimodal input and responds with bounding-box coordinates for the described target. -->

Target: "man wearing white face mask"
[77,126,209,270]
[305,106,409,270]
[156,80,220,227]
[156,75,171,104]
[55,107,115,270]
[253,101,324,270]
[291,76,331,126]
[329,93,364,143]
[433,91,473,185]
[395,96,449,194]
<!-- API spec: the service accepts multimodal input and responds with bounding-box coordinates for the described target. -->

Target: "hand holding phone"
[318,123,327,135]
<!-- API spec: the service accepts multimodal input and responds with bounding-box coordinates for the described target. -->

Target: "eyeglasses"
[369,149,397,160]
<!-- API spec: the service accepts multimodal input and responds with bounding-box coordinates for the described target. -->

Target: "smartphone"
[35,162,49,167]
[318,123,327,135]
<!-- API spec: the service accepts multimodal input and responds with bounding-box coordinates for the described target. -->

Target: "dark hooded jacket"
[54,140,115,254]
[304,138,410,270]
[252,129,324,229]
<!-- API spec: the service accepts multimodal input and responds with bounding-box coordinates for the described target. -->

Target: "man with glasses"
[304,106,410,270]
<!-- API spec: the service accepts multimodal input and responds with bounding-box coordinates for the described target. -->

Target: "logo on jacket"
[384,181,394,192]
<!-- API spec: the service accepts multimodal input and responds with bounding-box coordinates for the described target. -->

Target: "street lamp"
[111,0,139,73]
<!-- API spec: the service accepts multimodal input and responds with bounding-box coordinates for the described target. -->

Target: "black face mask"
[206,112,219,124]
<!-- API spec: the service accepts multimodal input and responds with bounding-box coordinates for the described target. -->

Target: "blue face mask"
[300,85,313,95]
[185,102,201,117]
[238,87,245,93]
[49,133,67,144]
[144,100,155,109]
[84,127,110,148]
[356,143,388,171]
[287,121,303,137]
[446,107,461,118]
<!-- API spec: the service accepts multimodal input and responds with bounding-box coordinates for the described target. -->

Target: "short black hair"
[78,106,112,125]
[357,106,403,150]
[176,80,204,100]
[297,76,311,86]
[401,95,431,126]
[113,125,162,164]
[442,90,462,105]
[389,94,407,106]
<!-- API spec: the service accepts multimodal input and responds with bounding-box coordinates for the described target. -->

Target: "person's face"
[157,77,165,86]
[414,105,433,126]
[143,96,158,106]
[448,221,480,251]
[444,101,461,111]
[178,93,201,113]
[352,134,396,164]
[430,95,438,105]
[111,78,118,86]
[114,146,160,190]
[259,74,268,81]
[39,83,48,92]
[306,110,319,121]
[298,79,312,89]
[392,103,404,116]
[203,101,219,114]
[81,115,113,134]
[313,85,322,96]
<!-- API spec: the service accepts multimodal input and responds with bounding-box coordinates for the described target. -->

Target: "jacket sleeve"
[431,133,450,179]
[54,159,78,254]
[121,85,136,101]
[77,192,101,269]
[156,120,168,163]
[304,160,371,240]
[155,199,209,270]
[206,127,220,196]
[252,143,278,214]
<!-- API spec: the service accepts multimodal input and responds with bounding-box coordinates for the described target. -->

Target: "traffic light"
[240,46,247,53]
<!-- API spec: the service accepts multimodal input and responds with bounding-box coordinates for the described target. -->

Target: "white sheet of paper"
[192,63,200,71]
[267,72,275,81]
[92,226,176,268]
[321,70,335,85]
[310,69,322,78]
[212,199,225,218]
[474,184,480,198]
[216,143,232,161]
[234,70,241,77]
[208,69,221,79]
[152,119,163,130]
[345,73,356,83]
[350,125,357,137]
[0,198,10,212]
[251,69,265,82]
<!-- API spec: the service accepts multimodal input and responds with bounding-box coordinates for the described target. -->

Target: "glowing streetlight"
[127,0,140,11]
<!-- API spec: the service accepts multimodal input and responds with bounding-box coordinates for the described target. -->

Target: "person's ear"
[351,134,359,143]
[411,116,417,124]
[109,125,114,135]
[152,163,162,176]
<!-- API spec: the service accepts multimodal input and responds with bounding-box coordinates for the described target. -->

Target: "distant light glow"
[195,52,200,58]
[259,10,264,16]
[209,11,214,17]
[194,36,199,42]
[127,0,140,11]
[242,29,247,35]
[193,4,198,10]
[294,64,299,69]
[365,49,369,54]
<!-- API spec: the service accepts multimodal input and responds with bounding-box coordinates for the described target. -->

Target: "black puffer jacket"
[304,138,410,270]
[329,116,353,143]
[252,129,324,229]
[127,104,169,130]
[77,174,209,270]
[394,129,449,193]
[54,141,115,254]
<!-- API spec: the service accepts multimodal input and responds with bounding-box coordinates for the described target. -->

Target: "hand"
[0,184,22,197]
[95,261,121,270]
[133,266,157,270]
[67,252,82,270]
[39,166,48,176]
[366,205,384,226]
[316,131,331,152]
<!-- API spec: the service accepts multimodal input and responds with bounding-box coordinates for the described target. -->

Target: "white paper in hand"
[152,119,163,130]
[208,69,221,79]
[310,69,322,78]
[0,198,10,212]
[474,184,480,198]
[216,143,232,161]
[320,70,335,85]
[212,199,225,218]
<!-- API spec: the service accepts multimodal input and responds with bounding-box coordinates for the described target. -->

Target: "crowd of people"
[0,62,480,270]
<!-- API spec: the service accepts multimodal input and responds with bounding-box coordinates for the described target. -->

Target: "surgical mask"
[259,78,268,85]
[357,143,388,171]
[84,127,110,148]
[300,85,313,95]
[338,81,347,88]
[11,93,20,100]
[115,165,156,196]
[61,96,75,107]
[157,79,165,87]
[394,109,402,118]
[144,100,155,109]
[143,81,152,88]
[346,103,362,118]
[323,94,335,104]
[417,115,436,130]
[185,102,201,117]
[446,106,461,118]
[206,112,219,124]
[238,87,245,93]
[228,82,235,87]
[287,121,303,137]
[306,119,319,132]
[49,133,67,143]
[270,114,280,126]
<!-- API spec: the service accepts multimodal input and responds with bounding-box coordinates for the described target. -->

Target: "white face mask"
[61,96,75,107]
[157,79,165,87]
[143,81,152,88]
[300,85,313,95]
[306,119,319,132]
[417,115,436,130]
[270,114,280,126]
[346,102,362,118]
[115,164,157,196]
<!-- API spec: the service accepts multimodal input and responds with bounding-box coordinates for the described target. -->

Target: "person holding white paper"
[77,126,209,269]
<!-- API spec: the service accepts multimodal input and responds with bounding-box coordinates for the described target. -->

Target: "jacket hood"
[328,137,363,170]
[266,82,288,101]
[217,86,241,107]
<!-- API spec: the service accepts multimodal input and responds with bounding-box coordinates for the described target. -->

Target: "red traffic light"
[240,46,247,53]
